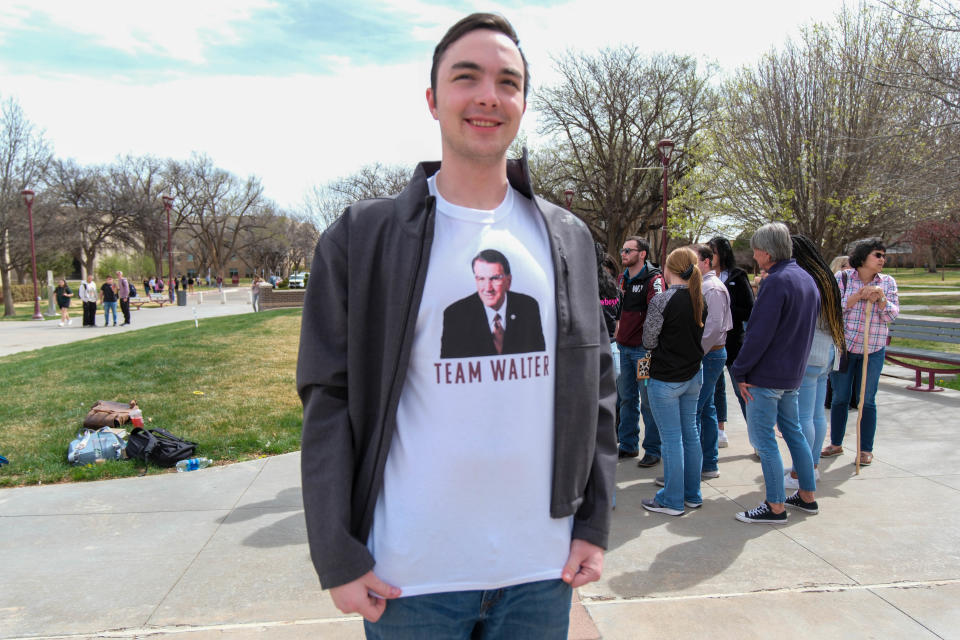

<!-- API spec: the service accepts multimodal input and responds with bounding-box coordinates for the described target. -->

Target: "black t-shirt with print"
[101,283,117,302]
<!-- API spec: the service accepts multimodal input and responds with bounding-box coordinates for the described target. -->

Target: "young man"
[116,270,131,326]
[693,244,732,479]
[297,13,616,638]
[100,275,118,327]
[79,273,98,327]
[614,236,665,466]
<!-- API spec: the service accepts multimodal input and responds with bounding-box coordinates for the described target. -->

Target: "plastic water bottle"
[176,457,212,472]
[129,408,143,427]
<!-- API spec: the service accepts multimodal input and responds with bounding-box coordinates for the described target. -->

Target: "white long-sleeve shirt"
[701,271,733,353]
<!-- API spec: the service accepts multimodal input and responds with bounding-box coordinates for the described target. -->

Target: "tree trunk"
[2,229,14,317]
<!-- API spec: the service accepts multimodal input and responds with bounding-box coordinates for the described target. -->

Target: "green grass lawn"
[0,309,303,487]
[898,295,960,306]
[886,267,960,287]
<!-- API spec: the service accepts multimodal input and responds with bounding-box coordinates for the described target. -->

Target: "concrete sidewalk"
[2,371,958,640]
[0,289,255,358]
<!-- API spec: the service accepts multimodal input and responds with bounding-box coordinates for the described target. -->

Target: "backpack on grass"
[67,428,126,465]
[125,427,197,467]
[83,400,135,429]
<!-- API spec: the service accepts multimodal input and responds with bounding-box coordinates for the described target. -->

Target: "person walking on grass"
[730,223,820,524]
[297,13,615,638]
[54,278,73,326]
[640,248,706,517]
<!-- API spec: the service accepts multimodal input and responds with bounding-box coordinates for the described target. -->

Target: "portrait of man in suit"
[440,249,546,359]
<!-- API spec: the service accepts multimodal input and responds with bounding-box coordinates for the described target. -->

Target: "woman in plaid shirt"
[821,240,899,466]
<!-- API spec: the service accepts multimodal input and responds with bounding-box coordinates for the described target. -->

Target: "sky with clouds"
[0,0,850,211]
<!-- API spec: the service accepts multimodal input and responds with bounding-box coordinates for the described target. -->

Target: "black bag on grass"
[126,427,197,467]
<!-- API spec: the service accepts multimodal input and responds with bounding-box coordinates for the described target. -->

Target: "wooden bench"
[131,294,171,310]
[885,316,960,392]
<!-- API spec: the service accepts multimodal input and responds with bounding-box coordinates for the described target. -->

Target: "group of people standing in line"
[605,223,899,523]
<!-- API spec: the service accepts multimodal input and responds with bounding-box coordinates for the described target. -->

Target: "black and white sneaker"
[785,491,819,514]
[642,498,684,516]
[736,501,787,524]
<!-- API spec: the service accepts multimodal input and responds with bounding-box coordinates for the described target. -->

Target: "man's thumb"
[365,574,401,599]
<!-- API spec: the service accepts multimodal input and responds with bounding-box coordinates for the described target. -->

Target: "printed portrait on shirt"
[440,249,546,359]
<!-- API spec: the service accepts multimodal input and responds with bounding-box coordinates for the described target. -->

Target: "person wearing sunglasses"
[821,240,899,467]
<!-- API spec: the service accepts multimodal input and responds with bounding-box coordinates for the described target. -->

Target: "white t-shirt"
[368,176,572,597]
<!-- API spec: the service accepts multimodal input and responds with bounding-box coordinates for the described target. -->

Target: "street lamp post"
[657,139,675,267]
[162,195,175,303]
[21,189,43,320]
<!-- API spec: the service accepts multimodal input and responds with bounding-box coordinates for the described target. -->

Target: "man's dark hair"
[624,236,650,258]
[472,249,511,275]
[849,239,886,269]
[694,244,713,263]
[708,236,736,271]
[431,13,530,101]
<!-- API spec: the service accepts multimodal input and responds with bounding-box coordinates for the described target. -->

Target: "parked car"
[288,272,308,288]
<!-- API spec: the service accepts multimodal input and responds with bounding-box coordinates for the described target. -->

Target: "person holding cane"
[821,240,899,467]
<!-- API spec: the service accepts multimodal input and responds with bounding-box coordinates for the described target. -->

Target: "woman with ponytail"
[640,247,707,516]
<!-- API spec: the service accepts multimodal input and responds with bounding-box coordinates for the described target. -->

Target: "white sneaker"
[68,318,73,326]
[58,321,64,327]
[718,430,729,448]
[784,469,820,490]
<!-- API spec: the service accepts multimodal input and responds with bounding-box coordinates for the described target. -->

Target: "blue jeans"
[610,341,620,378]
[103,301,117,325]
[829,348,884,452]
[616,344,660,456]
[714,365,747,424]
[647,370,703,510]
[745,387,816,504]
[796,348,834,470]
[364,579,571,640]
[697,348,727,472]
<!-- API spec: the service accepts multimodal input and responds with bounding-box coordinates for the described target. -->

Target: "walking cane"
[855,301,874,475]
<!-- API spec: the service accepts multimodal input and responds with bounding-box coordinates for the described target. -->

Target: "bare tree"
[164,154,269,278]
[0,97,52,316]
[710,4,941,254]
[302,163,412,230]
[535,48,717,256]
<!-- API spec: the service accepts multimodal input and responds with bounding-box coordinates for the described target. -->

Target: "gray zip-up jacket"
[297,156,617,590]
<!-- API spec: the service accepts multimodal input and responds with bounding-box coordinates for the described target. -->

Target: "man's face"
[426,29,526,166]
[753,248,773,271]
[474,259,511,310]
[87,275,94,282]
[698,255,712,275]
[106,277,113,284]
[620,241,643,268]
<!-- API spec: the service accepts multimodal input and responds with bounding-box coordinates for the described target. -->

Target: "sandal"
[821,445,844,457]
[859,452,873,466]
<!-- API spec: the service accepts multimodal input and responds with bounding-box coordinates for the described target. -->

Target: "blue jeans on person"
[647,369,703,510]
[829,348,884,452]
[714,365,747,424]
[610,341,620,378]
[745,386,816,505]
[617,344,660,456]
[363,579,572,640]
[697,348,727,473]
[103,301,117,325]
[796,348,834,470]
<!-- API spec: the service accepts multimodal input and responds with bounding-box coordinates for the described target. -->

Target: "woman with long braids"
[784,236,846,489]
[640,248,706,516]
